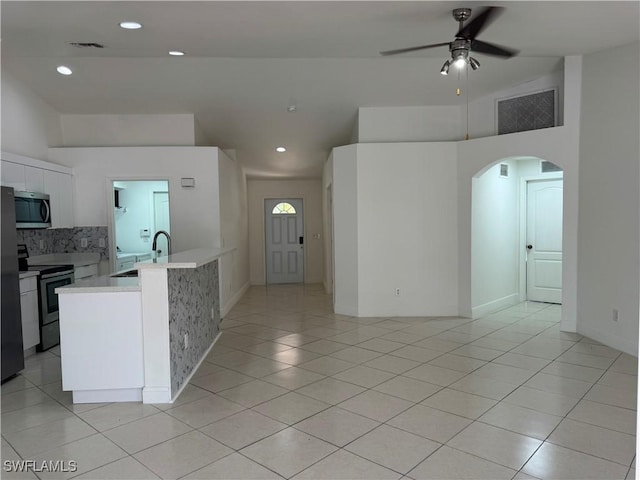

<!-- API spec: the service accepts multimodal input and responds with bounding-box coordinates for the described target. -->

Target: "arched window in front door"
[271,202,297,214]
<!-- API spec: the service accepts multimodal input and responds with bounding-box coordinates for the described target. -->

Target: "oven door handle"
[40,271,74,280]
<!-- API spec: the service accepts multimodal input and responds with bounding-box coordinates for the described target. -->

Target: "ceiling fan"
[380,7,519,75]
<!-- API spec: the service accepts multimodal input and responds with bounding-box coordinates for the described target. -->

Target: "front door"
[526,179,563,303]
[265,198,304,284]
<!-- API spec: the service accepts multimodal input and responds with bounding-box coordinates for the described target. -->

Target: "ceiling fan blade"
[471,39,519,58]
[380,42,450,56]
[456,6,504,40]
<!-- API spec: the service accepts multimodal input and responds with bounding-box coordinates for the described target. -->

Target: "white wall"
[472,160,520,316]
[322,152,334,294]
[217,150,250,314]
[114,180,169,254]
[577,41,639,356]
[332,145,359,315]
[1,70,62,160]
[59,114,197,147]
[355,143,459,317]
[47,147,222,256]
[247,178,324,285]
[357,106,462,143]
[467,70,565,139]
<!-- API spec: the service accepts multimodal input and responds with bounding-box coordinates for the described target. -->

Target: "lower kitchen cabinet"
[19,276,39,351]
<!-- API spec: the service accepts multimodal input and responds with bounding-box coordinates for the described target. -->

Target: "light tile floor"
[1,284,637,479]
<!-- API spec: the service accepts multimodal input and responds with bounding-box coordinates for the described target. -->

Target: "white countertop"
[56,275,140,294]
[19,271,39,280]
[29,253,101,268]
[116,251,152,259]
[135,247,234,269]
[56,248,232,294]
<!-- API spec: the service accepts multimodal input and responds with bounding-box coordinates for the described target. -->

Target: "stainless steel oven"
[32,265,74,351]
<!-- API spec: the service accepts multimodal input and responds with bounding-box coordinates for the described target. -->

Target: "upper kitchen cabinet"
[1,161,27,191]
[24,166,44,192]
[43,170,74,228]
[1,152,75,228]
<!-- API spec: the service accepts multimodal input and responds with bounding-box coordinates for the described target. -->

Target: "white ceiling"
[2,1,639,177]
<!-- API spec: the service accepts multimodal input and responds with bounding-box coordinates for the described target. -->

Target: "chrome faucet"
[152,230,172,256]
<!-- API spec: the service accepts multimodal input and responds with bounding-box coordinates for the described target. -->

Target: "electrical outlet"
[613,309,619,322]
[80,238,88,248]
[184,333,189,349]
[98,238,105,248]
[395,288,400,296]
[39,240,44,249]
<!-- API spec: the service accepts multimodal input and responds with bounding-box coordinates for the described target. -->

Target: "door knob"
[527,245,533,250]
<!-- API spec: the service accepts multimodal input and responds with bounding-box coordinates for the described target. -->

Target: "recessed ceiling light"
[56,65,72,75]
[119,21,142,30]
[276,147,286,153]
[287,105,297,113]
[169,51,185,56]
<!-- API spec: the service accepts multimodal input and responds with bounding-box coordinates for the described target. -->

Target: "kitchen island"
[56,248,233,404]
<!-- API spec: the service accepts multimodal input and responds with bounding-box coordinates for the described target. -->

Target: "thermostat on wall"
[181,177,195,188]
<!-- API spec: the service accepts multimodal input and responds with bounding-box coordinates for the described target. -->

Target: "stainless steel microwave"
[15,191,51,229]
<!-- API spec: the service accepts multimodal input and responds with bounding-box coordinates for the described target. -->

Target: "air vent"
[69,42,104,49]
[541,161,562,173]
[499,163,509,178]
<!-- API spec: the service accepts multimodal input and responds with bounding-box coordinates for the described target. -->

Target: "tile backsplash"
[17,226,110,260]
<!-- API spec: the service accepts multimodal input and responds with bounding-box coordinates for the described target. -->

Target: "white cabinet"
[1,161,26,191]
[19,276,40,351]
[116,256,136,272]
[24,166,44,192]
[74,263,99,281]
[43,170,74,228]
[136,253,152,262]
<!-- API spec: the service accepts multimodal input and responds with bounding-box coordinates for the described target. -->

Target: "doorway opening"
[110,180,170,272]
[471,157,564,318]
[264,198,304,284]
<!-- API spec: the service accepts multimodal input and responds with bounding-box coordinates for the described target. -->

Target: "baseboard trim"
[222,282,250,318]
[472,293,520,319]
[576,324,638,357]
[142,386,172,404]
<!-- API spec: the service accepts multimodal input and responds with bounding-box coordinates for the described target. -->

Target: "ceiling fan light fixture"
[440,60,450,75]
[469,57,480,70]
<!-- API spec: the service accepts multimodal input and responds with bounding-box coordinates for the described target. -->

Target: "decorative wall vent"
[541,160,562,173]
[499,163,509,178]
[497,89,556,135]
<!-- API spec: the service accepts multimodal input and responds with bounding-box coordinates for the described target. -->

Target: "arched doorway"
[471,157,564,317]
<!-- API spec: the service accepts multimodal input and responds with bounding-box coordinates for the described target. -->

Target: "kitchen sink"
[111,269,139,278]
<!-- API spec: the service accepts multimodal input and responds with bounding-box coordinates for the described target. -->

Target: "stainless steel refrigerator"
[1,186,24,381]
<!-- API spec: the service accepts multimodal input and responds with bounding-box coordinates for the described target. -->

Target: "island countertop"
[55,247,233,294]
[135,247,234,269]
[56,275,141,294]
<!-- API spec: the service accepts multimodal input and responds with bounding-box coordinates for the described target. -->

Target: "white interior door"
[153,192,170,257]
[526,179,563,303]
[265,198,304,284]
